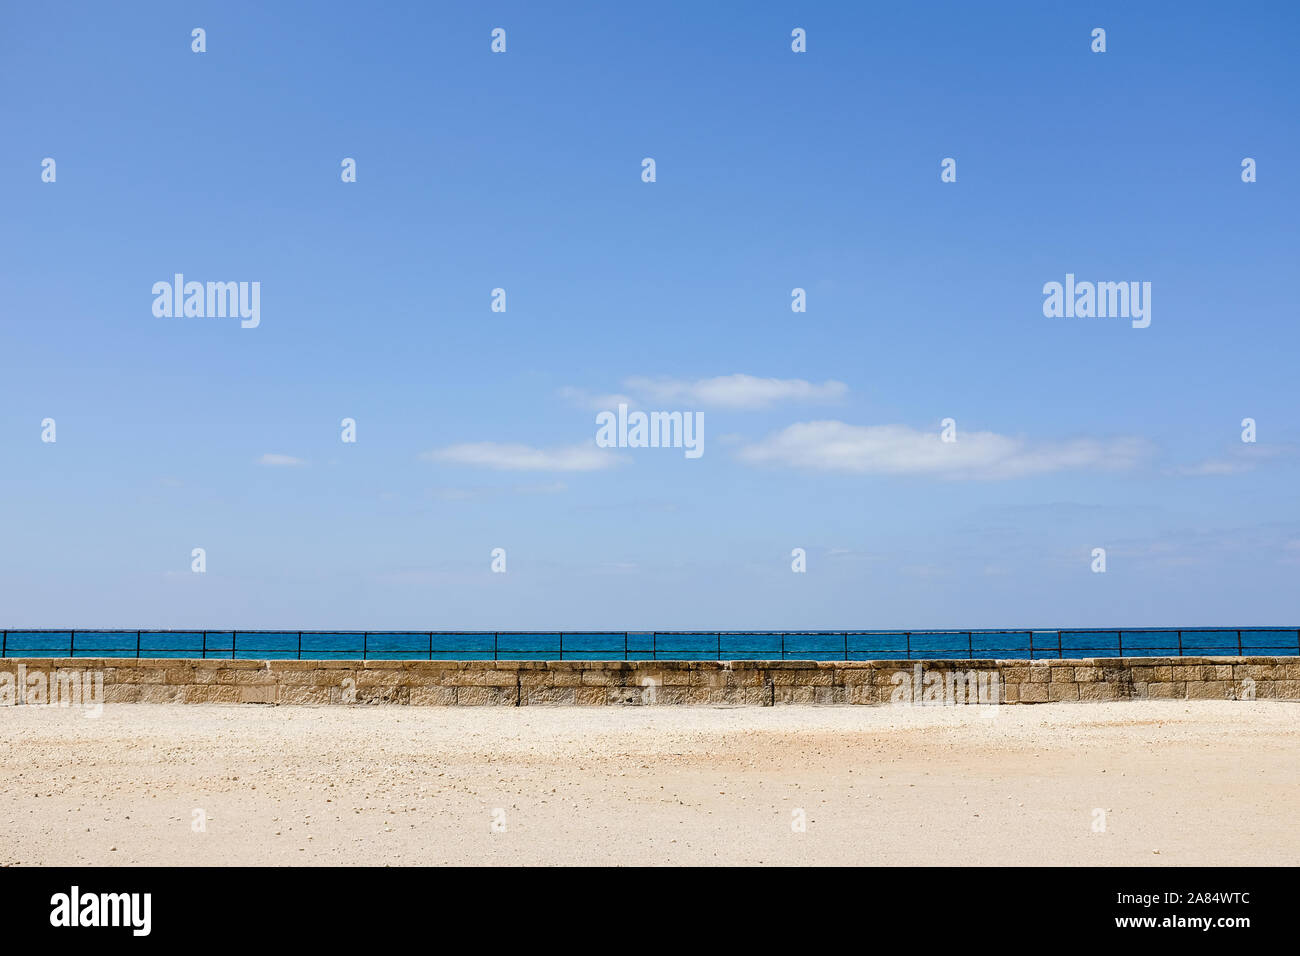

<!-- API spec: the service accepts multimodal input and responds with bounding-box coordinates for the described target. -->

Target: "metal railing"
[1,628,1298,661]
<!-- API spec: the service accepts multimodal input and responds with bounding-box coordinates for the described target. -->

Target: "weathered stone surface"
[811,686,846,704]
[771,685,817,704]
[4,656,1298,708]
[313,670,358,687]
[184,684,241,704]
[274,686,330,705]
[454,686,517,706]
[1078,682,1116,702]
[1236,663,1289,680]
[1048,682,1080,702]
[409,686,456,706]
[355,686,410,705]
[1186,681,1235,700]
[1019,683,1050,703]
[844,684,877,705]
[235,685,276,704]
[355,669,407,687]
[573,686,608,706]
[521,686,576,706]
[607,686,647,705]
[689,668,730,688]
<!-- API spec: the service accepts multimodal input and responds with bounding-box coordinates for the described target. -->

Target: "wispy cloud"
[1168,444,1291,477]
[558,386,636,410]
[623,374,847,409]
[258,453,307,467]
[427,482,569,501]
[422,442,621,472]
[737,421,1150,479]
[1169,459,1254,476]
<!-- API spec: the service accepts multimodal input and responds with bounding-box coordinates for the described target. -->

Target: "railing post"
[905,631,911,660]
[2,630,7,659]
[716,632,721,661]
[202,631,207,660]
[968,631,973,660]
[70,630,76,658]
[558,633,562,661]
[781,632,785,660]
[136,631,142,660]
[495,632,499,662]
[363,632,368,661]
[652,633,657,661]
[624,632,628,661]
[1117,632,1124,658]
[1235,630,1241,656]
[1178,631,1184,657]
[428,632,433,660]
[231,632,236,661]
[297,631,302,661]
[1029,632,1034,659]
[1057,631,1062,659]
[843,631,848,661]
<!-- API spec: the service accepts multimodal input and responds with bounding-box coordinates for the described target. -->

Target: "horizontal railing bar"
[33,628,923,634]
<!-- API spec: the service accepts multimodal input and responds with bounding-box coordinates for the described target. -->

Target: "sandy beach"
[2,700,1297,866]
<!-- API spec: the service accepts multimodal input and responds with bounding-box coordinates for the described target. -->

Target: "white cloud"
[258,453,307,466]
[1168,445,1290,476]
[622,374,848,409]
[422,442,621,472]
[1169,459,1254,476]
[558,386,637,410]
[427,481,568,500]
[737,421,1150,479]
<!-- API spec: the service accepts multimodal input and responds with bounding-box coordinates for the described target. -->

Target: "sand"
[2,700,1297,866]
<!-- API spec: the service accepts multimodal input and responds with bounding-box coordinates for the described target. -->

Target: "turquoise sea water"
[1,629,1297,661]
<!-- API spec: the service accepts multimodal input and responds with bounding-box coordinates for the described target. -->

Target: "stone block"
[409,686,457,706]
[1047,682,1079,701]
[1019,683,1049,703]
[455,686,516,706]
[235,685,276,704]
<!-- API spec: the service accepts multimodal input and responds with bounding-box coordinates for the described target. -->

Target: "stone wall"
[2,656,1298,706]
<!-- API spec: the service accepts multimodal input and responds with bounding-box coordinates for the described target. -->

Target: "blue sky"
[1,1,1297,629]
